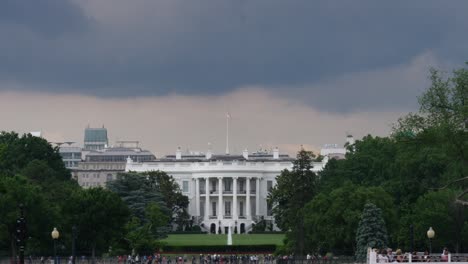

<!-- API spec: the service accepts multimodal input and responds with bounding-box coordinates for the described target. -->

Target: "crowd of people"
[117,253,275,264]
[13,248,458,264]
[375,248,451,263]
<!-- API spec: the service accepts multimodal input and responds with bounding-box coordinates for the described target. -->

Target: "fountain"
[227,223,233,245]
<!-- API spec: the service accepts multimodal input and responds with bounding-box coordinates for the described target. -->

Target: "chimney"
[176,147,182,160]
[346,135,355,146]
[273,147,279,159]
[206,149,212,159]
[243,149,249,159]
[126,156,133,164]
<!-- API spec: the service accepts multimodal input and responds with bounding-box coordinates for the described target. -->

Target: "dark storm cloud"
[0,0,89,36]
[0,0,467,112]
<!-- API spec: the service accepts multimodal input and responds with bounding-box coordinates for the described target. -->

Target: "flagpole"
[226,113,230,154]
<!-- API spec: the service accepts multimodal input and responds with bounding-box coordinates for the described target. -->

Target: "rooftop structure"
[76,145,156,188]
[320,135,354,160]
[85,146,156,163]
[59,145,82,169]
[83,127,108,151]
[30,131,42,137]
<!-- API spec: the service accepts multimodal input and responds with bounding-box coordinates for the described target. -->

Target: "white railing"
[368,249,468,264]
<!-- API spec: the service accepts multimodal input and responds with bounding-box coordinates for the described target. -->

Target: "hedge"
[248,231,285,234]
[169,231,208,234]
[161,244,277,253]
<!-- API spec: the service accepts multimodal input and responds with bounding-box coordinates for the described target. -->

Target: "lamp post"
[51,227,60,264]
[427,227,435,254]
[410,224,414,253]
[72,226,77,264]
[16,204,27,264]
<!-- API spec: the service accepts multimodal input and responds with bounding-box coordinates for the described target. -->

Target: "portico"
[193,176,262,233]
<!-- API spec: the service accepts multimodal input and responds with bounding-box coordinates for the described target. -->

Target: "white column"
[246,177,251,219]
[233,177,238,219]
[205,177,209,220]
[218,177,223,220]
[195,178,200,216]
[255,177,260,216]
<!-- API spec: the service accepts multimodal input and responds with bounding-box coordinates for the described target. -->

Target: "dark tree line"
[0,132,188,258]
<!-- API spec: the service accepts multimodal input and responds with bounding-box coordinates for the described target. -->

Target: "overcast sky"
[1,0,466,156]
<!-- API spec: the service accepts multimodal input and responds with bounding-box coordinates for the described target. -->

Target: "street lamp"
[51,228,60,264]
[72,226,77,264]
[16,204,27,264]
[409,224,414,253]
[427,227,435,254]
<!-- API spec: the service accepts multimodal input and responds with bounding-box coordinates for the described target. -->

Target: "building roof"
[158,152,293,162]
[86,147,154,157]
[84,128,108,143]
[59,146,82,153]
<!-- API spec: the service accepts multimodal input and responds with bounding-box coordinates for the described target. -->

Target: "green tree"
[355,203,389,262]
[124,203,170,254]
[304,183,396,254]
[268,149,319,256]
[144,171,189,229]
[0,132,81,257]
[63,187,130,260]
[319,135,398,193]
[0,132,69,179]
[406,190,468,253]
[394,65,468,204]
[0,176,54,257]
[146,202,170,237]
[107,173,169,221]
[108,173,174,252]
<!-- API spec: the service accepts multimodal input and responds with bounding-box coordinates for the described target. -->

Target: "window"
[224,179,232,191]
[225,201,231,216]
[267,202,273,216]
[182,181,189,193]
[106,174,113,181]
[239,202,244,216]
[200,201,205,217]
[267,181,273,192]
[212,202,217,216]
[211,180,216,192]
[250,179,256,192]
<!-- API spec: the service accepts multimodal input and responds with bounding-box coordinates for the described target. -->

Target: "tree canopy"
[268,149,319,256]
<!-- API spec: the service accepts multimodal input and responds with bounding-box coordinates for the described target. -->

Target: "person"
[387,248,394,263]
[422,251,429,262]
[441,248,449,262]
[378,249,389,263]
[395,249,404,263]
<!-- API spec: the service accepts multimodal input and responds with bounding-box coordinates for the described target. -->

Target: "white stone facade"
[74,146,156,188]
[125,149,326,234]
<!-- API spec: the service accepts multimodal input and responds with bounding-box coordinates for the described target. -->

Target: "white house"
[125,147,328,234]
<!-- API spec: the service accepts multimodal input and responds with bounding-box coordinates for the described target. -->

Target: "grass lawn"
[161,234,285,246]
[232,234,284,246]
[162,234,227,246]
